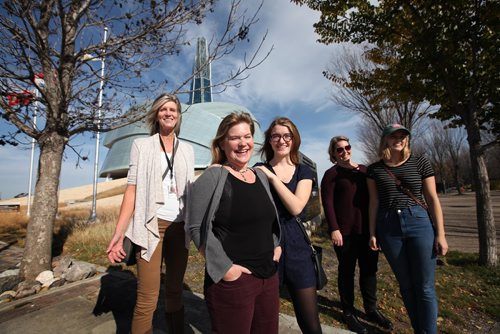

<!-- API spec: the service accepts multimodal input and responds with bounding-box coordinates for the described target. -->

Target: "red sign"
[7,90,33,106]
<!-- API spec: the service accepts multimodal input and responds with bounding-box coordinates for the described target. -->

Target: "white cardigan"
[125,133,195,261]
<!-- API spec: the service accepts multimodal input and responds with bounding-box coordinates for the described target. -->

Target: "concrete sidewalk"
[0,269,351,334]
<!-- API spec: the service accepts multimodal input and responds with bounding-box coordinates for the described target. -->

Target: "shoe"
[366,309,393,330]
[344,313,368,334]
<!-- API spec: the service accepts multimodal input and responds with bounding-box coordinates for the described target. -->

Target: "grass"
[1,209,499,333]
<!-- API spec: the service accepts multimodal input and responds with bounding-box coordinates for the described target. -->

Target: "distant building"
[99,101,265,178]
[99,37,319,220]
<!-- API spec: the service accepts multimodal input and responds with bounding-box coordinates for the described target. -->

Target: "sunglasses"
[336,145,352,153]
[270,133,293,143]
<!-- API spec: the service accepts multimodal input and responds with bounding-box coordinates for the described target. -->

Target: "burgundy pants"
[205,272,279,334]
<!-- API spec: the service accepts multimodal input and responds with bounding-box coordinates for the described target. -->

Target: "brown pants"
[131,219,189,334]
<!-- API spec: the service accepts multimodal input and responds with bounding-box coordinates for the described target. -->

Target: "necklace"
[226,163,250,181]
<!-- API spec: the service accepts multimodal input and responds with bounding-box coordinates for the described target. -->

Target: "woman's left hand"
[436,235,449,256]
[254,165,276,181]
[273,246,282,262]
[106,233,126,263]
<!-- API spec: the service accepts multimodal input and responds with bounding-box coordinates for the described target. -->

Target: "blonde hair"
[260,117,301,165]
[211,112,255,164]
[145,93,182,135]
[327,135,349,163]
[378,134,411,161]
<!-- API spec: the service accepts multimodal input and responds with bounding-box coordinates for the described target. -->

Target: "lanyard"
[159,135,178,181]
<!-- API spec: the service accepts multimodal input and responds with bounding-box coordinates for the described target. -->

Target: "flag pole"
[27,90,38,217]
[89,26,108,221]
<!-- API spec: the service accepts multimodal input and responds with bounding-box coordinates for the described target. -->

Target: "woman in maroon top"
[321,136,392,334]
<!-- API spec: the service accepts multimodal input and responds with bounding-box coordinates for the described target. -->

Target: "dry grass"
[60,207,119,267]
[0,212,28,245]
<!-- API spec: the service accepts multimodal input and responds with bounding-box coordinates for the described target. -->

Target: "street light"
[89,27,108,221]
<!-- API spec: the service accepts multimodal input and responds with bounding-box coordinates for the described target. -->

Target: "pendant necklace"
[226,163,250,182]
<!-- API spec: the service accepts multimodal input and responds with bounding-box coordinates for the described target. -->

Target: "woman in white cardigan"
[107,93,195,334]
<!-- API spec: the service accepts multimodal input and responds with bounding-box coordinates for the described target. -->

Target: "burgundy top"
[320,164,369,236]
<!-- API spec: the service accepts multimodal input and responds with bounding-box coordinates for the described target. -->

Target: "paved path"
[440,191,500,253]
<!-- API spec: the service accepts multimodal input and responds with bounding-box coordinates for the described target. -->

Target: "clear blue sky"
[0,0,365,200]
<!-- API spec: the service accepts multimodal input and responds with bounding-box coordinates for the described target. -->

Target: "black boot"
[343,312,368,334]
[165,306,185,334]
[366,309,393,330]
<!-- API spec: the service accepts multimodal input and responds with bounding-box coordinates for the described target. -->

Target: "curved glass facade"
[99,102,265,178]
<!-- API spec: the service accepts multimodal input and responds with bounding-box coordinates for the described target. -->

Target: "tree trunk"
[19,132,66,281]
[454,165,463,195]
[466,125,497,266]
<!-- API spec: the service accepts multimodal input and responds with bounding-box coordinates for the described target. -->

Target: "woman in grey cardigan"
[106,93,194,334]
[188,112,282,334]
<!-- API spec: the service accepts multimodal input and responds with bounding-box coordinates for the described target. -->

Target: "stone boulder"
[65,261,97,282]
[0,269,21,292]
[52,255,73,279]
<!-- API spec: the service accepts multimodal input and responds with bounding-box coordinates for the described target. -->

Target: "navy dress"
[257,163,316,289]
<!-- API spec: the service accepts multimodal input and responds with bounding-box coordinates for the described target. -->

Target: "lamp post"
[89,27,108,221]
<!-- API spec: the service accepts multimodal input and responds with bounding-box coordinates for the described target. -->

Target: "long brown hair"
[211,112,255,164]
[260,117,301,165]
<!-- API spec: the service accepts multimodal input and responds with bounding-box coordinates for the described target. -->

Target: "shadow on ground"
[92,267,210,334]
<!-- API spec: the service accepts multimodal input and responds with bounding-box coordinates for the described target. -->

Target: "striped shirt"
[367,155,434,209]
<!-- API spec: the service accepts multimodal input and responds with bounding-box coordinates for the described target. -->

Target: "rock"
[0,269,21,292]
[0,269,20,278]
[95,265,107,274]
[0,290,16,303]
[49,278,66,289]
[42,278,57,288]
[36,270,54,285]
[52,255,73,278]
[15,280,41,299]
[65,261,96,282]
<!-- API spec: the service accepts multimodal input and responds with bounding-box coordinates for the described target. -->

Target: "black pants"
[334,234,379,314]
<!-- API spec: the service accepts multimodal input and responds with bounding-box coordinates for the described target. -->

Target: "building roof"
[99,101,265,178]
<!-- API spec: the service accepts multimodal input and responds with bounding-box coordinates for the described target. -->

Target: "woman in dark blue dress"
[256,117,322,334]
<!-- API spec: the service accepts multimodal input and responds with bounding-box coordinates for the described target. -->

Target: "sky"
[0,0,365,200]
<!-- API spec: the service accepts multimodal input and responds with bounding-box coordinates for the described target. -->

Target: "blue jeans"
[376,205,437,334]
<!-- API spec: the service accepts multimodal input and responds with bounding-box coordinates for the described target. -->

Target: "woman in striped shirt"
[367,124,448,334]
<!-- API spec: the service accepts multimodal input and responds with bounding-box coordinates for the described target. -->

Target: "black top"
[367,155,434,209]
[212,172,277,278]
[255,162,315,222]
[321,165,369,235]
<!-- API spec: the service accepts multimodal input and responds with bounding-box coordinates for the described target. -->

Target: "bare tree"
[423,122,451,193]
[0,0,272,281]
[423,121,467,194]
[326,44,435,162]
[444,126,467,194]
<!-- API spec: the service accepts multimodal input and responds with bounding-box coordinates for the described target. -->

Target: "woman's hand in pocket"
[222,264,252,281]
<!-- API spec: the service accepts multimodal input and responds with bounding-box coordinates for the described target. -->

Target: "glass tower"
[189,37,212,104]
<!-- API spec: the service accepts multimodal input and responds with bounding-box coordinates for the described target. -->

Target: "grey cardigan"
[126,133,195,261]
[188,166,281,283]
